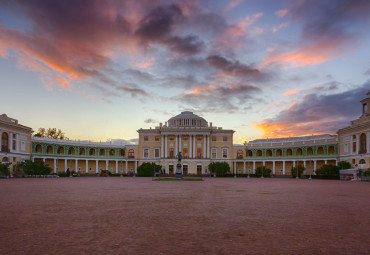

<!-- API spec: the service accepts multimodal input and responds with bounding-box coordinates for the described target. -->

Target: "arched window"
[246,150,253,157]
[47,145,53,154]
[57,146,64,154]
[89,148,95,156]
[307,147,313,155]
[317,147,324,155]
[119,149,125,157]
[68,147,75,155]
[35,144,42,153]
[328,146,335,154]
[99,149,105,156]
[296,148,303,156]
[360,133,367,154]
[256,150,262,157]
[286,149,292,156]
[266,150,272,157]
[276,149,282,156]
[79,148,85,155]
[109,149,115,156]
[237,150,243,159]
[1,132,9,152]
[128,149,135,158]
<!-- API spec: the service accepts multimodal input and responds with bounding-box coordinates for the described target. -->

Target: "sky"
[0,0,369,145]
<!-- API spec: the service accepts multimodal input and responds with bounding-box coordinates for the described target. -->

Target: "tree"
[315,164,340,177]
[34,128,68,140]
[208,162,230,176]
[255,166,272,177]
[0,163,10,177]
[291,165,305,178]
[17,160,52,175]
[137,162,161,177]
[338,161,351,169]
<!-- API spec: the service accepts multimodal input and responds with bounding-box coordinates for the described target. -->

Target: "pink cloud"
[272,22,289,33]
[225,0,244,12]
[283,88,302,96]
[56,75,72,91]
[275,9,288,18]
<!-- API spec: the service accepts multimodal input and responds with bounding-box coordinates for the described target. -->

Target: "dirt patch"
[0,178,369,255]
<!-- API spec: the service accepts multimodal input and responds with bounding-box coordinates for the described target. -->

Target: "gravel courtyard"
[0,177,369,255]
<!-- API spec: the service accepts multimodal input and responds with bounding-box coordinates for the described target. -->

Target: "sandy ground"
[0,177,369,255]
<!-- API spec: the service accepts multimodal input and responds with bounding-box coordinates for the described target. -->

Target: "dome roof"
[168,111,208,127]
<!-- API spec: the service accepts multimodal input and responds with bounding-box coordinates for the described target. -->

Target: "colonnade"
[161,133,211,159]
[35,157,138,174]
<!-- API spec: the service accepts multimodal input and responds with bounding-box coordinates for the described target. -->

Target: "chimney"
[160,122,162,128]
[210,122,212,127]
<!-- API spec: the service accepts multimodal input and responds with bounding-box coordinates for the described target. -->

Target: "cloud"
[275,9,288,18]
[173,82,261,113]
[283,88,302,96]
[144,118,158,124]
[165,35,204,54]
[272,22,289,33]
[364,68,370,75]
[253,81,369,138]
[264,0,370,68]
[225,0,244,12]
[206,55,261,77]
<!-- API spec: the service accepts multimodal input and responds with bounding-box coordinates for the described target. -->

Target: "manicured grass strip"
[153,177,203,181]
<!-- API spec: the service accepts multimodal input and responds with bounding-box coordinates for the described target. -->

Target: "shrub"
[255,166,272,177]
[137,162,161,177]
[17,160,52,176]
[208,162,231,176]
[338,161,351,169]
[291,165,305,178]
[0,163,10,177]
[315,164,340,177]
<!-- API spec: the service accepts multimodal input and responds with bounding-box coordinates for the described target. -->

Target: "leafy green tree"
[17,160,52,175]
[0,163,10,177]
[255,166,272,177]
[337,161,351,169]
[34,128,68,140]
[291,165,305,178]
[208,162,230,176]
[137,162,161,177]
[315,164,340,177]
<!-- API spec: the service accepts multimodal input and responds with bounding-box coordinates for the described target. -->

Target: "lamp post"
[261,167,264,178]
[309,160,312,180]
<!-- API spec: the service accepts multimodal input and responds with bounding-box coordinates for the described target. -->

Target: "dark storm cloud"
[206,55,261,77]
[165,35,204,54]
[135,4,182,42]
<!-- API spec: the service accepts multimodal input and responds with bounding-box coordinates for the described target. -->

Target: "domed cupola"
[168,111,208,127]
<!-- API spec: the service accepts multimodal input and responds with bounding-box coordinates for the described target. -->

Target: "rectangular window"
[353,142,356,153]
[169,136,174,141]
[197,137,202,141]
[13,157,16,162]
[21,141,26,151]
[143,148,149,158]
[155,148,160,158]
[223,136,228,142]
[211,148,217,159]
[155,136,160,141]
[344,143,348,153]
[222,148,228,158]
[12,140,16,150]
[212,136,216,141]
[183,136,188,141]
[144,136,148,141]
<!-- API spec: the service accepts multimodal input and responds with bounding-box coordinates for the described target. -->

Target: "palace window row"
[245,146,336,157]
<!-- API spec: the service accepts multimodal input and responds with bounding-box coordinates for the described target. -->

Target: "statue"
[176,152,182,178]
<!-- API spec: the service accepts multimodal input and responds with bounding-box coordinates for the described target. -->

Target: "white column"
[75,159,78,172]
[106,160,108,170]
[125,161,128,174]
[243,161,246,174]
[43,158,45,162]
[189,135,192,158]
[175,135,178,156]
[15,134,18,152]
[165,135,168,158]
[135,161,137,174]
[207,135,210,158]
[86,160,88,174]
[283,161,286,175]
[293,161,296,167]
[116,160,118,174]
[96,160,98,173]
[203,135,206,158]
[64,159,67,172]
[193,136,196,158]
[253,161,256,174]
[314,160,317,172]
[54,158,57,174]
[161,135,164,158]
[10,133,13,152]
[273,161,275,174]
[179,136,182,152]
[304,160,306,168]
[325,160,327,164]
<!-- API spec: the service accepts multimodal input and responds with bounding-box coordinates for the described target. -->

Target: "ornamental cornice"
[160,131,211,136]
[337,121,370,135]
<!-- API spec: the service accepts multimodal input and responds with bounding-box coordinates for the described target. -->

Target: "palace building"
[1,91,369,176]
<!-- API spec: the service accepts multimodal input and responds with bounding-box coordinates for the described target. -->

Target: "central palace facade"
[1,91,370,176]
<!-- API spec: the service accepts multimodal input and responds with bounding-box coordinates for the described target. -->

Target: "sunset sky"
[1,0,369,144]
